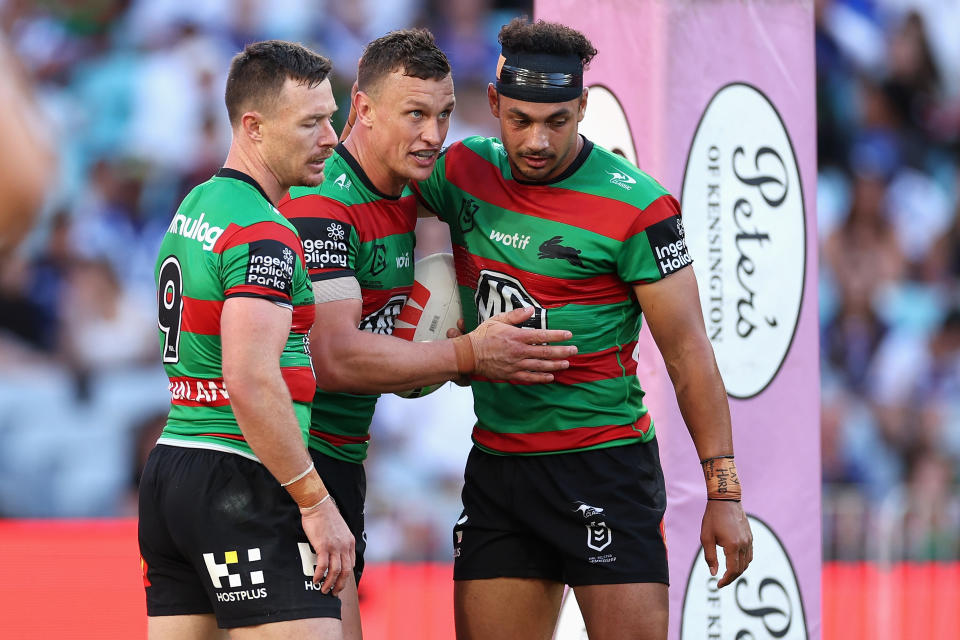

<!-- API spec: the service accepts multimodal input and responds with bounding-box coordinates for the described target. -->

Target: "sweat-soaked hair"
[225,40,332,126]
[498,17,597,68]
[357,28,450,95]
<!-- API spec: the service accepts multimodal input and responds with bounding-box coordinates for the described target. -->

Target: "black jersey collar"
[512,135,593,186]
[216,168,272,204]
[335,143,401,201]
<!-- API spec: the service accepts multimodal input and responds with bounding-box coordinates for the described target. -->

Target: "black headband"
[495,48,583,103]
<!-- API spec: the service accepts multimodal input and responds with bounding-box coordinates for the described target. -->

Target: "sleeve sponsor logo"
[296,217,351,271]
[647,215,692,277]
[358,294,408,335]
[475,269,546,329]
[245,239,295,294]
[167,211,224,251]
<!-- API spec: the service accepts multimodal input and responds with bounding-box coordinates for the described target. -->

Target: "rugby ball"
[392,253,462,398]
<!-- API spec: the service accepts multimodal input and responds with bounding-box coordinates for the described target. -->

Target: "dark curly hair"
[225,40,331,126]
[498,17,597,67]
[358,28,451,95]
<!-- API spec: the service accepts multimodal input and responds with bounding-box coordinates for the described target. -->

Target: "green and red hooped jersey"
[155,169,316,460]
[413,136,692,456]
[279,144,418,464]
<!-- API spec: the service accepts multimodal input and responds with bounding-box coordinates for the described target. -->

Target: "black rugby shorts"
[453,440,669,586]
[138,444,341,628]
[310,449,367,585]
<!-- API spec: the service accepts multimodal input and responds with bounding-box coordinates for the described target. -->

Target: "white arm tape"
[312,276,362,303]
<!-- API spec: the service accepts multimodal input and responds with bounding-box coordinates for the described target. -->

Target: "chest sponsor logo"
[538,235,583,267]
[168,211,224,251]
[301,218,350,271]
[458,197,479,234]
[358,294,408,335]
[647,216,692,277]
[681,82,806,398]
[475,269,545,329]
[246,239,295,294]
[489,228,531,250]
[681,515,808,640]
[607,170,637,190]
[396,251,411,269]
[203,548,267,602]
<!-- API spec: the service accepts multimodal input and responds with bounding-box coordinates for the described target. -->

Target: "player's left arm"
[633,267,753,588]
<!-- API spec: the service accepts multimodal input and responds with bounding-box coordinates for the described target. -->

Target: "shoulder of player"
[585,144,671,201]
[197,184,301,251]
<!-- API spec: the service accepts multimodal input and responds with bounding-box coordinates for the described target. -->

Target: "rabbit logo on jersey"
[475,269,546,329]
[301,218,350,270]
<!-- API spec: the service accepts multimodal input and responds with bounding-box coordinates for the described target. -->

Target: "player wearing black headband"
[413,18,753,640]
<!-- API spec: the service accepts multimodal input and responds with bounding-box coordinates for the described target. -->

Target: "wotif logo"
[168,211,223,250]
[680,83,806,398]
[489,228,531,250]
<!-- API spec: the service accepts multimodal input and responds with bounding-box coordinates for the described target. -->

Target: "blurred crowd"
[0,0,520,563]
[1,0,958,564]
[817,0,960,560]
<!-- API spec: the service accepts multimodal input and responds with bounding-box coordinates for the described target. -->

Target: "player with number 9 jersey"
[155,169,316,458]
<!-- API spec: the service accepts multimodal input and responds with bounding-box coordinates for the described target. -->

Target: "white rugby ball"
[392,253,463,398]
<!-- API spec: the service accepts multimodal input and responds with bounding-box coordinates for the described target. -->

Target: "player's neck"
[223,143,284,206]
[343,134,407,198]
[548,134,585,181]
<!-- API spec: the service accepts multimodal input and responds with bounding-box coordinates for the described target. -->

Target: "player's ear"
[355,90,375,127]
[577,88,588,122]
[240,111,263,142]
[487,83,499,118]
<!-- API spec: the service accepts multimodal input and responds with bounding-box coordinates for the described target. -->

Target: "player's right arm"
[310,287,576,394]
[221,296,354,595]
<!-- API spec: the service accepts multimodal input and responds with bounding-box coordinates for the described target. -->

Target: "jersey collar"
[334,143,401,201]
[512,135,594,186]
[215,168,272,204]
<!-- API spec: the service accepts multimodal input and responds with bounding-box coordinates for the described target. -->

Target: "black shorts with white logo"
[453,441,669,586]
[138,444,341,628]
[310,450,366,585]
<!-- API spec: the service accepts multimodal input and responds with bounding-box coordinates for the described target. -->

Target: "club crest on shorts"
[586,521,612,552]
[573,502,613,552]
